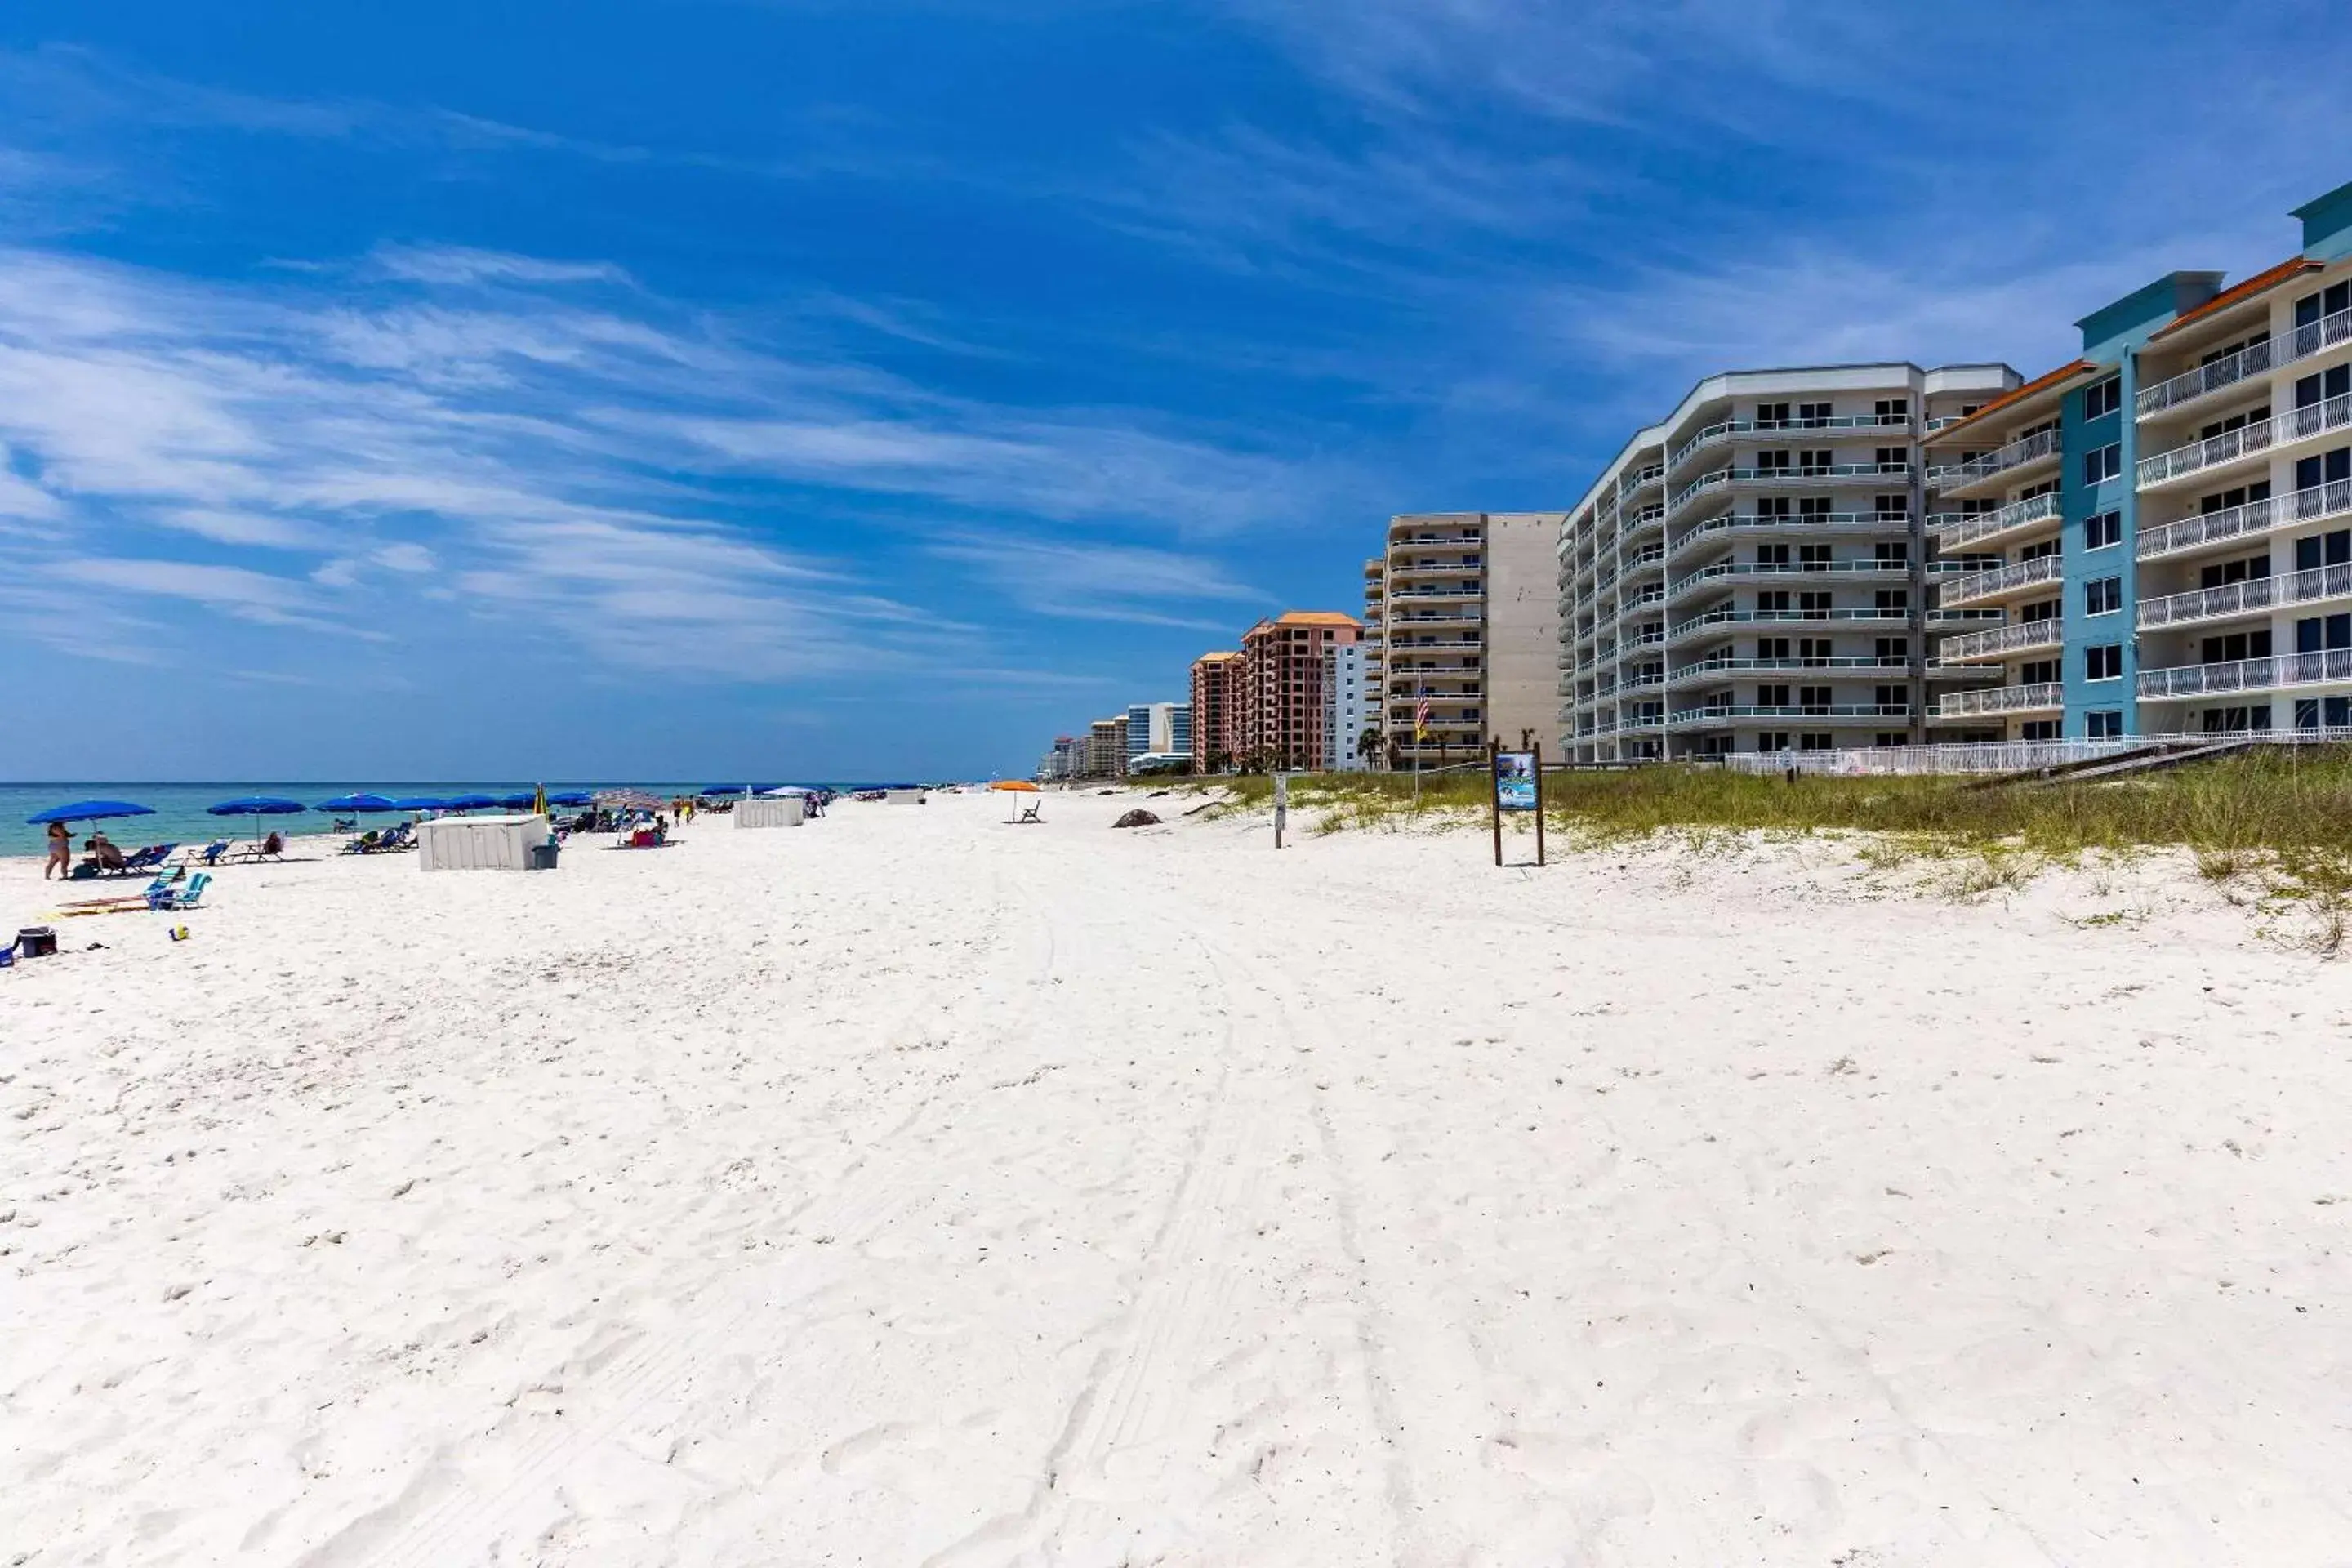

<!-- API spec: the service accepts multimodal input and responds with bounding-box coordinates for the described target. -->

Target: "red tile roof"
[1928,360,2097,444]
[2149,256,2322,342]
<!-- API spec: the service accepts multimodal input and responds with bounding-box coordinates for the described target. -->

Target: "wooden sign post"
[1488,741,1502,866]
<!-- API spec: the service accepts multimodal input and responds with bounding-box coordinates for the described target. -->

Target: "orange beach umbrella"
[990,780,1041,791]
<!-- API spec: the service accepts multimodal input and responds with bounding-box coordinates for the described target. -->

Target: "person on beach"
[44,820,70,880]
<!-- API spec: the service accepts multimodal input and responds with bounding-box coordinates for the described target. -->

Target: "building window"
[2085,577,2122,616]
[2083,376,2122,421]
[2086,710,2123,739]
[2083,443,2122,485]
[2086,644,2123,681]
[2021,719,2060,741]
[2083,510,2122,550]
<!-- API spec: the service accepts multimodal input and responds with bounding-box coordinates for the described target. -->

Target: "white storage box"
[416,813,550,871]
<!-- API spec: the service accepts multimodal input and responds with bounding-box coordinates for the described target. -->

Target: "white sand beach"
[7,790,2352,1566]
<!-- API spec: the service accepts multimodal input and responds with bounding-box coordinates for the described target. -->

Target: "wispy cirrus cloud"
[0,238,1339,676]
[924,531,1267,630]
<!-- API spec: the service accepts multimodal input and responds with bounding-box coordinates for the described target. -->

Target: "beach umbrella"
[314,792,399,814]
[445,793,500,812]
[387,795,450,812]
[546,791,594,808]
[205,794,306,848]
[26,799,156,830]
[990,780,1041,792]
[497,791,538,810]
[699,784,748,797]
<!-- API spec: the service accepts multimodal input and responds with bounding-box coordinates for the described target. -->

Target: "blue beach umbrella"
[387,795,450,812]
[314,792,399,814]
[206,794,306,844]
[444,793,500,812]
[699,784,747,797]
[545,791,593,808]
[497,791,538,810]
[26,799,155,826]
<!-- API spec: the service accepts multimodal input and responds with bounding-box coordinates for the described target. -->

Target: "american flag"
[1414,698,1430,739]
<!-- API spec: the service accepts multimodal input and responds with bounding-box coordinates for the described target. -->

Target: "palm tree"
[1356,725,1382,768]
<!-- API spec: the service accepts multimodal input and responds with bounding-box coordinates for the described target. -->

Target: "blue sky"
[2,2,2349,780]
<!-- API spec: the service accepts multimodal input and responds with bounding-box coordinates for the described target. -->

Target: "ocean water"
[0,782,883,859]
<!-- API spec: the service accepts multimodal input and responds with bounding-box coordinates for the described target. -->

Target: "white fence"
[1707,730,2352,777]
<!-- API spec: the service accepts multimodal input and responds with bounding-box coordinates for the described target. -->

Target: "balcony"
[1927,491,2064,553]
[2137,392,2352,491]
[1665,510,1906,564]
[1389,585,1485,600]
[1665,412,1911,472]
[1667,606,1913,646]
[1388,559,1481,581]
[2138,476,2352,563]
[1927,608,2007,625]
[1668,703,1913,729]
[1934,617,2063,663]
[1616,464,1665,504]
[1666,656,1911,690]
[1388,527,1483,546]
[1932,682,2064,718]
[1667,464,1912,522]
[1940,553,2065,608]
[1620,505,1666,539]
[1665,559,1910,604]
[1927,427,2063,496]
[2140,647,2352,701]
[2137,303,2352,419]
[2139,560,2352,630]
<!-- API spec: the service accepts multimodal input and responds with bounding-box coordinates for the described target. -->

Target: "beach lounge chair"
[340,830,379,854]
[149,872,211,912]
[181,840,230,867]
[114,844,176,876]
[1009,801,1044,824]
[233,832,286,862]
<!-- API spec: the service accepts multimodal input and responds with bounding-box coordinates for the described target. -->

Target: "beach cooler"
[528,842,560,871]
[16,926,58,959]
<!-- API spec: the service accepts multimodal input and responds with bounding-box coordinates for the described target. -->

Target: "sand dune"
[6,790,2351,1566]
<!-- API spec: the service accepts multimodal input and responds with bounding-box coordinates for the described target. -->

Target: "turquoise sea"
[0,782,885,858]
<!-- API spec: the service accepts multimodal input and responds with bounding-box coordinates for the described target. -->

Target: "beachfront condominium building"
[1559,363,2022,762]
[1085,715,1128,777]
[1037,733,1085,780]
[1323,642,1374,770]
[1380,513,1562,768]
[1241,611,1361,769]
[1922,179,2352,741]
[1188,650,1242,771]
[1125,700,1193,771]
[1361,555,1386,709]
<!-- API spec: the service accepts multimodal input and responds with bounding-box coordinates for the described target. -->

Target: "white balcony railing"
[2138,392,2352,490]
[1665,510,1904,563]
[1666,412,1911,470]
[1927,426,2062,492]
[2138,561,2352,630]
[2139,647,2352,700]
[1668,703,1913,728]
[1940,553,2065,605]
[1927,491,2063,552]
[1668,606,1912,640]
[1668,464,1912,519]
[1933,617,2063,662]
[2137,477,2352,561]
[2137,304,2352,419]
[1667,656,1911,688]
[1933,682,2065,717]
[1665,559,1909,599]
